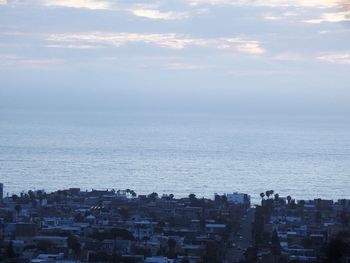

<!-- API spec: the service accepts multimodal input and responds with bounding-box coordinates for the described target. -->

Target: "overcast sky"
[0,0,349,113]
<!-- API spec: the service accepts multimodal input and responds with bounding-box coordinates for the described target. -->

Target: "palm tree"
[260,192,265,200]
[287,195,292,204]
[265,191,271,199]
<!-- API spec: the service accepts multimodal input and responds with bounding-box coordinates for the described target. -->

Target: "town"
[0,183,349,263]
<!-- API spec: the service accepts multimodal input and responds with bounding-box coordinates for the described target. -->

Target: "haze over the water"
[0,0,350,201]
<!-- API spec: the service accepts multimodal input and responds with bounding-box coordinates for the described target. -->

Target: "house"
[31,253,64,263]
[145,256,169,263]
[34,236,68,248]
[16,223,37,239]
[205,223,226,234]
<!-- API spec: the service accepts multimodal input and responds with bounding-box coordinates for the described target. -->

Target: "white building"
[225,192,250,205]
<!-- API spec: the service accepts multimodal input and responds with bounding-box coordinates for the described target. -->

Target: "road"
[225,207,255,263]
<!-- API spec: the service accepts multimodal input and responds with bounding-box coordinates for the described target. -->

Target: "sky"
[0,0,350,114]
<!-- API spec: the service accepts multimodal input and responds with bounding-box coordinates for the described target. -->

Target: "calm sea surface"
[1,110,349,203]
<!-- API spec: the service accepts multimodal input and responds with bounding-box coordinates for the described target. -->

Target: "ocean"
[1,110,349,203]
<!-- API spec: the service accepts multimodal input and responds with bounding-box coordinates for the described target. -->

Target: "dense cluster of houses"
[250,192,350,263]
[0,185,250,263]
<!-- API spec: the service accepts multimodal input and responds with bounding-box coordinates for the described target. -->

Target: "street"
[225,208,255,262]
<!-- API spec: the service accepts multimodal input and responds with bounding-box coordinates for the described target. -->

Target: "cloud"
[275,0,339,8]
[272,52,350,64]
[46,33,265,55]
[317,52,350,64]
[263,15,283,21]
[131,9,189,20]
[221,38,265,55]
[45,44,97,49]
[227,69,297,76]
[188,0,340,8]
[303,11,350,23]
[100,55,216,71]
[42,0,111,10]
[46,33,193,49]
[272,52,307,62]
[166,62,217,70]
[0,54,63,68]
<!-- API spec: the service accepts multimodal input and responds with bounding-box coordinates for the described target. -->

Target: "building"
[15,223,37,239]
[0,187,254,262]
[31,253,64,263]
[144,257,169,263]
[0,183,3,203]
[226,192,250,205]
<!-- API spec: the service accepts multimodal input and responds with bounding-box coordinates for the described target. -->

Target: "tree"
[167,238,177,259]
[28,190,35,200]
[111,228,135,241]
[169,194,174,199]
[274,193,279,200]
[221,195,228,204]
[68,235,81,256]
[290,199,296,209]
[37,240,53,252]
[7,241,15,258]
[204,240,219,263]
[11,194,19,202]
[143,236,150,248]
[301,237,313,248]
[325,233,350,263]
[189,193,196,200]
[244,246,258,262]
[339,199,347,206]
[340,210,349,226]
[148,192,158,200]
[168,238,177,249]
[260,192,265,200]
[119,208,129,220]
[265,191,271,199]
[15,204,21,214]
[271,229,281,256]
[37,190,44,203]
[315,211,322,223]
[286,195,292,204]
